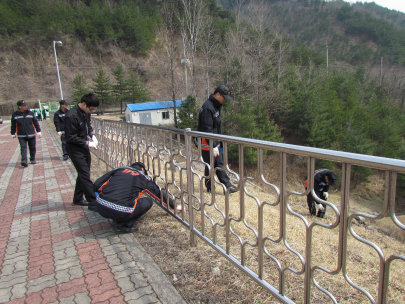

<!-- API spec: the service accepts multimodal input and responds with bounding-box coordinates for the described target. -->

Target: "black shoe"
[113,222,138,233]
[206,188,211,193]
[21,162,28,167]
[88,204,97,212]
[317,211,325,218]
[227,185,238,194]
[73,200,89,206]
[63,155,69,161]
[30,160,36,164]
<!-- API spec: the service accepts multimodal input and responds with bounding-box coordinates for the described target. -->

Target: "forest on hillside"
[1,0,405,185]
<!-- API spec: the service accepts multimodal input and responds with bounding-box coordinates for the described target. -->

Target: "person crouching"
[94,162,178,233]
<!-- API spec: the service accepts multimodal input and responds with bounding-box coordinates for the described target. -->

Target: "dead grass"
[85,125,405,303]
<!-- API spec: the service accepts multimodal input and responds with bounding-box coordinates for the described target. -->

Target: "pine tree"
[178,95,198,130]
[112,63,127,113]
[70,75,88,104]
[92,67,111,114]
[126,72,151,104]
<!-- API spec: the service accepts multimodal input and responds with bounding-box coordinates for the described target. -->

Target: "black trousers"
[60,134,68,157]
[66,144,96,206]
[97,197,153,227]
[202,150,231,190]
[18,137,36,163]
[307,191,327,218]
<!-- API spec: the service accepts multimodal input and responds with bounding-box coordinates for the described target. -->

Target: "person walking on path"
[65,93,99,211]
[305,169,338,218]
[37,108,42,121]
[197,85,237,193]
[10,99,41,167]
[94,162,180,233]
[42,108,47,120]
[54,100,70,161]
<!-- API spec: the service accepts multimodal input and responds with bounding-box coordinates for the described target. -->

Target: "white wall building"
[124,100,183,125]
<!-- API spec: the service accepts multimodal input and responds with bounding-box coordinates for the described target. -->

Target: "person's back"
[97,166,156,207]
[95,162,175,233]
[11,108,39,137]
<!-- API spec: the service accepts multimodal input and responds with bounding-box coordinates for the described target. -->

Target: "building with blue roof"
[124,100,184,125]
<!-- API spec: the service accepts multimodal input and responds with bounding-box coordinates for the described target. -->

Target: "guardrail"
[92,118,405,304]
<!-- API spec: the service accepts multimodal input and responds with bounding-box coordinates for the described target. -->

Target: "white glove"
[37,132,42,138]
[92,135,98,146]
[11,134,16,138]
[89,141,97,149]
[213,147,220,157]
[57,132,62,137]
[323,192,329,199]
[316,203,325,212]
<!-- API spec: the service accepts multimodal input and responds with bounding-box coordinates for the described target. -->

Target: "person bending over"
[305,169,338,218]
[94,162,179,233]
[65,93,99,211]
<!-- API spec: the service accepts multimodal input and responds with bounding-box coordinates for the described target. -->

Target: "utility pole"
[182,35,189,96]
[380,56,383,87]
[326,41,329,74]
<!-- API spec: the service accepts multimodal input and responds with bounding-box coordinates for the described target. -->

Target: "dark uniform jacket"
[11,109,41,138]
[313,169,334,198]
[54,108,69,133]
[65,104,94,147]
[94,166,173,216]
[197,95,223,150]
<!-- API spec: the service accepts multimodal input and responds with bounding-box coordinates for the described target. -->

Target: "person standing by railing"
[304,169,338,218]
[53,100,70,161]
[65,93,99,211]
[197,85,237,193]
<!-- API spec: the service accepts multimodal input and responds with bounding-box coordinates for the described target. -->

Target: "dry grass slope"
[83,116,405,303]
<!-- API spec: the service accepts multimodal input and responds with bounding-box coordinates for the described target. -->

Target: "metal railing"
[92,118,405,304]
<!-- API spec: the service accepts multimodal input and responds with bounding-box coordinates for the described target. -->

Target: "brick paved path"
[0,120,185,304]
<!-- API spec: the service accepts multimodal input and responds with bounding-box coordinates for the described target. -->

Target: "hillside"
[2,0,405,105]
[2,0,405,171]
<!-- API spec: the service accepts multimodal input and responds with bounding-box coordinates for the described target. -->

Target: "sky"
[345,1,405,13]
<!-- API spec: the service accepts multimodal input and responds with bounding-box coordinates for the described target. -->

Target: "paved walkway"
[0,119,186,304]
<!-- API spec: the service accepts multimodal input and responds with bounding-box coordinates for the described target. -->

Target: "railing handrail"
[92,118,405,304]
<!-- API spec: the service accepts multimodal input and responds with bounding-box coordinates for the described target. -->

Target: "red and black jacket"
[11,109,41,138]
[94,166,173,214]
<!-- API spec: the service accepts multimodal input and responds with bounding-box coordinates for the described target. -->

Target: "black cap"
[59,100,69,105]
[130,162,147,175]
[327,172,338,185]
[17,100,26,106]
[214,85,232,100]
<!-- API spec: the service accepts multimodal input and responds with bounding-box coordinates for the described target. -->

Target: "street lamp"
[53,40,63,100]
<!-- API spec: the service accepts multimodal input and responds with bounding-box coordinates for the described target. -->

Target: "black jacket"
[94,166,174,215]
[53,108,69,133]
[65,104,94,147]
[11,109,41,137]
[197,95,223,149]
[313,169,334,196]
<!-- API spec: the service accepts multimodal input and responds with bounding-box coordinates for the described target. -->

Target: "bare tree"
[198,16,220,99]
[178,0,208,97]
[276,36,289,90]
[159,2,181,128]
[244,0,277,102]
